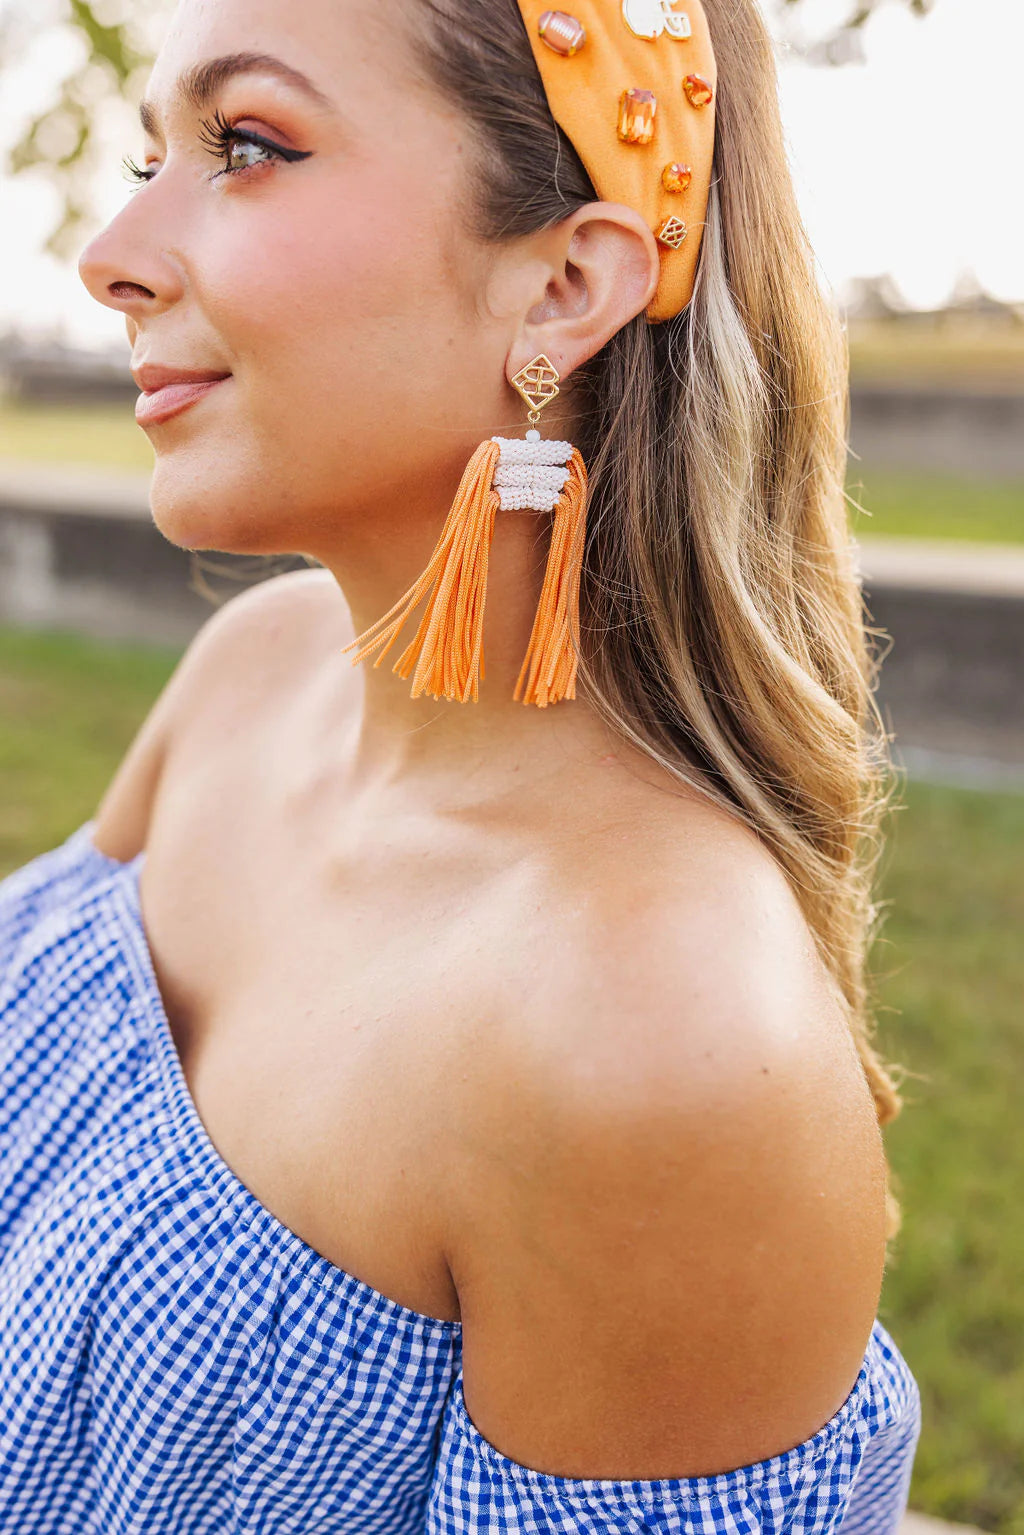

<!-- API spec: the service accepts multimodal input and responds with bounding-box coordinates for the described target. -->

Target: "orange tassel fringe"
[514,446,588,708]
[341,438,589,707]
[341,439,500,703]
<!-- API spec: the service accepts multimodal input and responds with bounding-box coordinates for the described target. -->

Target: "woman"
[0,0,920,1529]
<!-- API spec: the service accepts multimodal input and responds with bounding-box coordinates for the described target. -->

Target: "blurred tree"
[779,0,935,65]
[2,0,935,258]
[1,0,168,258]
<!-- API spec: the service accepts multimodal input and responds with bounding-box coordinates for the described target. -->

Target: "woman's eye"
[223,137,277,174]
[197,113,313,178]
[122,116,311,189]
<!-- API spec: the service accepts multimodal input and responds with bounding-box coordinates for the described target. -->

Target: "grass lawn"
[0,626,180,872]
[0,398,153,473]
[872,780,1024,1529]
[848,470,1024,545]
[0,626,1023,1529]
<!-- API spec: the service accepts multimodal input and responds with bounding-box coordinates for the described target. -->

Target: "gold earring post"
[511,354,561,426]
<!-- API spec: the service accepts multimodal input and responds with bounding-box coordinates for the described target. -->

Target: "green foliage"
[783,0,934,22]
[779,0,936,64]
[4,1,149,259]
[66,0,140,77]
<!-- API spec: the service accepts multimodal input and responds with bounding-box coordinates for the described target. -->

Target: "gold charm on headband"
[622,0,693,42]
[655,216,689,249]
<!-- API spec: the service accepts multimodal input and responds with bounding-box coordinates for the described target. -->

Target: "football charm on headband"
[515,0,718,322]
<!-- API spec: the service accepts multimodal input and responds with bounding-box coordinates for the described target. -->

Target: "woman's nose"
[78,202,186,320]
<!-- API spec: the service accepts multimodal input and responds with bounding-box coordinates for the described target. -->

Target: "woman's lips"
[135,376,231,427]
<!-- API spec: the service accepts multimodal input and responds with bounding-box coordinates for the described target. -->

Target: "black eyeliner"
[197,107,313,168]
[123,110,313,186]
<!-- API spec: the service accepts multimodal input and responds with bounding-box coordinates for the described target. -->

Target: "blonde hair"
[412,0,909,1241]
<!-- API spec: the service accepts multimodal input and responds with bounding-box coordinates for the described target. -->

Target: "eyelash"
[122,108,311,186]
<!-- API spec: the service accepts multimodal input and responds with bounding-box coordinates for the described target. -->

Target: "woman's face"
[79,0,514,558]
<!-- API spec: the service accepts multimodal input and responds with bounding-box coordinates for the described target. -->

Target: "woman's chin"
[147,456,288,556]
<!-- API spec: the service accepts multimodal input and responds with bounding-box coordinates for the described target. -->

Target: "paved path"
[0,462,151,520]
[856,535,1024,597]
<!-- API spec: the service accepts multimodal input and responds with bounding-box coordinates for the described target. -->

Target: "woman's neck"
[312,558,614,799]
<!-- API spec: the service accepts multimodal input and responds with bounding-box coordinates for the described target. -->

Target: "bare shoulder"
[91,566,350,860]
[538,773,859,1075]
[176,564,352,680]
[450,787,888,1481]
[586,785,858,1064]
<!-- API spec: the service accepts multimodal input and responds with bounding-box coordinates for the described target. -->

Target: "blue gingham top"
[0,821,922,1533]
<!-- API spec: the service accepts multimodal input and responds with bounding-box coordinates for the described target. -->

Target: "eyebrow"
[139,52,334,136]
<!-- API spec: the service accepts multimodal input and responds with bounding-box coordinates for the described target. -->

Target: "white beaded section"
[490,434,575,512]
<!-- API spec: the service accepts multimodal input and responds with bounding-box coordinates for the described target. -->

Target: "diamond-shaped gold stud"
[655,216,689,249]
[511,354,561,417]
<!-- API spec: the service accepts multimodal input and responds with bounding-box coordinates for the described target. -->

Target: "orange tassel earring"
[340,354,588,707]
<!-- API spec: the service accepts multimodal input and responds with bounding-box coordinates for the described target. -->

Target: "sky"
[0,0,1020,351]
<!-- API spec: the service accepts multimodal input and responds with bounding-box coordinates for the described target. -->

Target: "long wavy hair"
[408,0,909,1241]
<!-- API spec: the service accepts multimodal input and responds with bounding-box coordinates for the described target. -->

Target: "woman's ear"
[506,202,661,383]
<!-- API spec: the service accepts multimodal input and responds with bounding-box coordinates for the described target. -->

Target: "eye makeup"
[123,107,312,185]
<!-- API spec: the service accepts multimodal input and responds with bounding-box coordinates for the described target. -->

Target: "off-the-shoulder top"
[0,821,922,1533]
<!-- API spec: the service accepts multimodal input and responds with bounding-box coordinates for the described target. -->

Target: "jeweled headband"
[514,0,718,323]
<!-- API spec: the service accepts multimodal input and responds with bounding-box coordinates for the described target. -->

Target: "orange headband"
[513,1,717,323]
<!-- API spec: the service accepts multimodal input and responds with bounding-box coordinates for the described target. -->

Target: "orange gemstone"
[537,10,587,55]
[662,162,693,193]
[682,74,714,108]
[617,88,658,146]
[655,216,688,249]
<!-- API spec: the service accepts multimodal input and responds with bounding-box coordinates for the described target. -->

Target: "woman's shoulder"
[444,783,889,1479]
[540,767,853,1057]
[500,767,877,1141]
[484,747,875,1151]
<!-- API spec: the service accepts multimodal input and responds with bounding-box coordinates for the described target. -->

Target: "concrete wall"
[0,468,219,646]
[849,386,1024,479]
[2,478,1021,774]
[866,583,1024,767]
